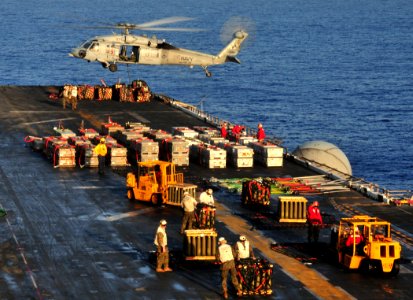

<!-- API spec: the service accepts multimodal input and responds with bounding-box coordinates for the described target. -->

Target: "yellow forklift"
[126,160,196,206]
[331,215,401,275]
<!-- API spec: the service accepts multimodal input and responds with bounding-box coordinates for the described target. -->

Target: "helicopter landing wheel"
[109,64,118,72]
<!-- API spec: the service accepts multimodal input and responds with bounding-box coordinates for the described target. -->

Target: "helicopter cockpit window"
[81,41,92,49]
[90,42,100,51]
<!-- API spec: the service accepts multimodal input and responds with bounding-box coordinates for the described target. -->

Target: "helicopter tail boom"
[216,31,248,63]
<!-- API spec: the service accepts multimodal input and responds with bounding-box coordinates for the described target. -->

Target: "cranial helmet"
[313,201,319,206]
[218,237,226,243]
[160,219,167,225]
[239,235,246,241]
[100,137,106,143]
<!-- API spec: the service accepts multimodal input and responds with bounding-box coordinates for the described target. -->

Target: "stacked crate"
[145,129,172,142]
[192,126,220,136]
[220,142,254,168]
[24,136,44,152]
[78,143,98,167]
[125,122,150,132]
[101,121,125,136]
[250,142,284,167]
[160,137,189,166]
[106,142,128,167]
[114,129,145,147]
[129,138,159,163]
[239,136,258,146]
[43,136,76,168]
[190,144,226,169]
[78,128,99,139]
[54,128,76,139]
[172,127,199,139]
[198,134,228,146]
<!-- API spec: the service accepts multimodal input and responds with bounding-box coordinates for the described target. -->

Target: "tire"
[127,189,135,201]
[151,194,159,205]
[109,64,118,72]
[389,261,400,276]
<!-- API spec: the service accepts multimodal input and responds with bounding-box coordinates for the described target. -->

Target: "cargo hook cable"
[0,203,43,299]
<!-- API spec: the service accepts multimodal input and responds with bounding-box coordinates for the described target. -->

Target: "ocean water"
[1,0,412,191]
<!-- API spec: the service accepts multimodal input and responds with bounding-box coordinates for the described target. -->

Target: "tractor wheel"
[151,194,160,205]
[389,261,400,276]
[127,189,135,201]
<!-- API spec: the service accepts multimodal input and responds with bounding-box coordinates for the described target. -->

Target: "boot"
[223,290,228,299]
[164,267,173,272]
[156,268,165,273]
[237,284,243,297]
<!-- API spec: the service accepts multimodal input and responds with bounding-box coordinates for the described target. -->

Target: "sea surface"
[0,0,412,191]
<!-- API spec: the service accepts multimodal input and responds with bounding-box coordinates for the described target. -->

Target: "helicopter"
[69,17,248,77]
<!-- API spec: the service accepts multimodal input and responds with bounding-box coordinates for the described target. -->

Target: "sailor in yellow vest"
[216,237,242,299]
[234,235,255,261]
[154,219,172,272]
[93,138,107,175]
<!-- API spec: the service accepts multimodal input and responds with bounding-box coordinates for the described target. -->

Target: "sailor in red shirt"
[256,123,265,142]
[345,227,364,248]
[221,122,228,139]
[307,201,323,243]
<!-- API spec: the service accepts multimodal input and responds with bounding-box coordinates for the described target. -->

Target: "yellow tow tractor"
[331,215,401,275]
[126,160,196,206]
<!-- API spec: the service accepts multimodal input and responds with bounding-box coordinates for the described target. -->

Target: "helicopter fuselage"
[69,31,248,76]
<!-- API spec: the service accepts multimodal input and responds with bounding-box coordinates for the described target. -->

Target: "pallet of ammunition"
[144,129,172,142]
[101,122,125,135]
[78,128,99,138]
[54,128,76,139]
[77,144,98,167]
[160,137,189,166]
[24,136,44,152]
[250,142,284,167]
[190,144,226,169]
[172,126,199,138]
[239,136,258,146]
[183,229,217,260]
[95,86,112,100]
[77,85,94,100]
[107,143,128,167]
[192,126,220,136]
[236,258,273,296]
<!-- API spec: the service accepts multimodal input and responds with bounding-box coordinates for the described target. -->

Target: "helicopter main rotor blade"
[135,16,194,28]
[135,27,203,32]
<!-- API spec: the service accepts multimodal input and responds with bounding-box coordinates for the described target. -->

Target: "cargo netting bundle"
[236,258,273,296]
[241,179,271,206]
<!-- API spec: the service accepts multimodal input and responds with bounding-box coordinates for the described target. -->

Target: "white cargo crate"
[172,127,199,138]
[170,154,190,166]
[239,136,258,146]
[255,156,283,167]
[202,158,226,169]
[140,154,159,162]
[230,157,254,168]
[201,147,226,160]
[54,128,76,139]
[250,142,283,158]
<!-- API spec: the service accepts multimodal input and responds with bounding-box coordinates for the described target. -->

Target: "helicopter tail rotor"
[220,16,255,48]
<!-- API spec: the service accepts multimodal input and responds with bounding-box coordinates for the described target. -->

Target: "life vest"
[154,226,167,247]
[236,241,250,259]
[94,143,107,157]
[218,243,234,263]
